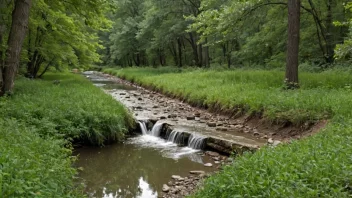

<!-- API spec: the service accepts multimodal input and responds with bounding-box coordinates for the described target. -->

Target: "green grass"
[104,66,352,197]
[0,73,134,197]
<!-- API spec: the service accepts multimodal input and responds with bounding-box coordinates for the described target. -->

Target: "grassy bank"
[104,67,352,197]
[104,67,352,125]
[0,73,133,197]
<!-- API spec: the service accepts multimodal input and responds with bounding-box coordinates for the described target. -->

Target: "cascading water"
[138,121,148,135]
[168,130,186,145]
[188,134,206,149]
[151,122,164,136]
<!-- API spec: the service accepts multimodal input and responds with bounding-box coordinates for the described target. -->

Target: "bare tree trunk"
[285,0,300,89]
[177,37,182,67]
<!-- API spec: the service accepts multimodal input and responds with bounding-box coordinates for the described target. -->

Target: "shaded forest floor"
[104,67,352,197]
[0,73,133,197]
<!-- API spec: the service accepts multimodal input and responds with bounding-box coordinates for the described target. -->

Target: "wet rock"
[190,170,205,175]
[253,131,260,136]
[168,114,177,118]
[204,163,213,167]
[186,116,195,120]
[162,184,170,192]
[205,151,220,157]
[172,175,181,180]
[267,138,274,144]
[216,127,228,131]
[207,122,217,127]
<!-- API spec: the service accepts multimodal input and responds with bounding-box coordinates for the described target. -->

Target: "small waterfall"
[151,122,164,136]
[138,121,148,135]
[168,130,186,145]
[188,134,206,149]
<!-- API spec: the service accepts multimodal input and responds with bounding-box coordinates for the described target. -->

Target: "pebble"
[204,163,213,167]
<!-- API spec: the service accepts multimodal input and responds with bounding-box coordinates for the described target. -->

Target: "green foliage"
[0,73,134,145]
[0,119,83,197]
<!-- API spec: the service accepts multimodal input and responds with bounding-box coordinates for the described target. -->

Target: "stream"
[76,72,218,198]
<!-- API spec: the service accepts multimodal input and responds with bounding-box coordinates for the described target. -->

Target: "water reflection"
[76,136,215,198]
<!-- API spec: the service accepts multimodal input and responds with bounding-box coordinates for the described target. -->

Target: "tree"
[285,0,300,88]
[0,0,31,96]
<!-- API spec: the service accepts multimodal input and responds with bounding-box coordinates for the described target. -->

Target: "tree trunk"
[177,37,182,67]
[1,0,31,96]
[285,0,300,89]
[325,0,334,64]
[204,38,210,68]
[198,44,203,67]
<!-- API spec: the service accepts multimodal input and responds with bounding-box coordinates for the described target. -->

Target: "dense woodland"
[1,0,352,95]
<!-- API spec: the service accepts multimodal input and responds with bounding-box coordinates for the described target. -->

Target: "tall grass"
[104,67,352,197]
[0,73,133,197]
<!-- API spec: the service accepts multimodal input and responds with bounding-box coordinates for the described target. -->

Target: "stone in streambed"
[204,163,213,167]
[205,151,220,157]
[171,175,182,180]
[162,184,170,192]
[207,122,217,127]
[186,116,195,120]
[190,170,205,175]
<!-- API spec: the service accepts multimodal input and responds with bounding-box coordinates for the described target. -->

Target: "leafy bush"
[0,119,83,197]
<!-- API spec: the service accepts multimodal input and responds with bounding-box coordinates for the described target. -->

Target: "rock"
[190,170,205,175]
[227,157,234,162]
[267,138,274,144]
[167,181,173,186]
[194,112,201,117]
[195,117,200,121]
[204,163,213,167]
[160,116,167,119]
[153,105,159,108]
[253,131,260,136]
[216,127,228,131]
[273,140,281,146]
[119,93,126,95]
[171,175,181,180]
[186,116,195,120]
[215,161,221,164]
[162,184,170,192]
[138,97,143,100]
[205,151,220,157]
[207,122,217,127]
[168,114,177,118]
